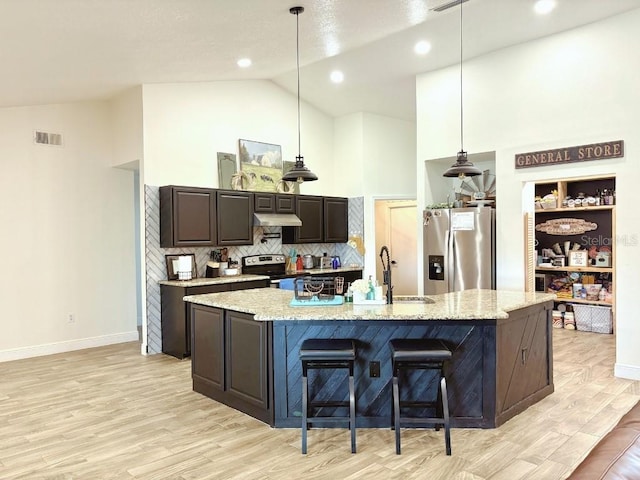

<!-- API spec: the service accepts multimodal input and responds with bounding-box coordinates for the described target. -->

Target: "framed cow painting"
[238,139,282,192]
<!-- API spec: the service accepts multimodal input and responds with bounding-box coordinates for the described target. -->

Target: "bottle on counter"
[366,275,375,300]
[344,283,353,303]
[296,254,303,271]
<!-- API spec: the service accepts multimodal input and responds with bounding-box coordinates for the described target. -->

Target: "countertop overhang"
[184,288,556,321]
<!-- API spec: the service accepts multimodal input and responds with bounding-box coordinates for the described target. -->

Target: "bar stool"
[299,338,357,454]
[389,338,452,455]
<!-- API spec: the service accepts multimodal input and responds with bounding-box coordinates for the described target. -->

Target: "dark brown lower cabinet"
[191,306,273,425]
[161,279,268,359]
[191,306,224,394]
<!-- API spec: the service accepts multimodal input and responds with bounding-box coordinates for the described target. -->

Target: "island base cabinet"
[191,306,224,393]
[189,300,553,430]
[495,303,554,424]
[191,306,273,425]
[161,279,268,359]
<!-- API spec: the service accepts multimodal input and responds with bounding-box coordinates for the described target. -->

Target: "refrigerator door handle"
[446,229,455,292]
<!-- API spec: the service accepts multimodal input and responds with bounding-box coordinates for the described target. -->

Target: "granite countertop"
[184,288,556,321]
[159,274,269,287]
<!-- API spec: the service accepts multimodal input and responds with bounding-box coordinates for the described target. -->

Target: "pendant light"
[443,0,481,179]
[282,6,318,183]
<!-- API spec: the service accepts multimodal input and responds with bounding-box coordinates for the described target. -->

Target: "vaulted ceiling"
[2,0,638,120]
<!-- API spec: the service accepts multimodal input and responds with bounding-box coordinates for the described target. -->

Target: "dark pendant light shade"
[443,151,482,178]
[442,0,481,179]
[282,6,318,183]
[283,155,318,182]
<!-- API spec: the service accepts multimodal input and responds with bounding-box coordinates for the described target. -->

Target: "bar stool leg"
[349,361,356,453]
[301,363,308,454]
[392,372,401,455]
[441,376,451,456]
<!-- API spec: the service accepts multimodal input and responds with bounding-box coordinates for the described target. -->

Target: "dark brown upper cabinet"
[216,190,253,246]
[253,193,295,213]
[282,195,349,244]
[323,197,348,243]
[160,186,217,248]
[282,195,323,244]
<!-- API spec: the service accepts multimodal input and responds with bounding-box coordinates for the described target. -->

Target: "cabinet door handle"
[521,347,528,364]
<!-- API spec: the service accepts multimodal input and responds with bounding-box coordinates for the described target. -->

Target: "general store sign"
[515,140,624,169]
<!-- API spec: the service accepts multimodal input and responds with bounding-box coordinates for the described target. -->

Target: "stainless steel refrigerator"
[423,207,495,295]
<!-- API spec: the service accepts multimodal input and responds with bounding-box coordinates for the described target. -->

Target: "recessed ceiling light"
[237,58,252,68]
[534,0,556,15]
[414,40,432,55]
[330,70,344,84]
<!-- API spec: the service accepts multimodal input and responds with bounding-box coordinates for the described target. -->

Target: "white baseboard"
[0,331,140,363]
[614,362,640,381]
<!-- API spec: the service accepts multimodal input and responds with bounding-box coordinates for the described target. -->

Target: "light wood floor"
[1,329,638,480]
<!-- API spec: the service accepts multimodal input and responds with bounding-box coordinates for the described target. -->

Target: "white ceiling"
[2,0,638,120]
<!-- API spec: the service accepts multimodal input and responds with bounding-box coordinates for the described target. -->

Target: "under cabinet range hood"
[253,213,302,227]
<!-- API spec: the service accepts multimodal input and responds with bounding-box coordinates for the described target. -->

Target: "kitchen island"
[184,288,556,428]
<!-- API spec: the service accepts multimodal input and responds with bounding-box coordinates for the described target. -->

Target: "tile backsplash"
[144,186,364,354]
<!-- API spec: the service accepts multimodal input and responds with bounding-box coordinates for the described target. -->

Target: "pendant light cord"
[459,0,464,154]
[295,9,302,159]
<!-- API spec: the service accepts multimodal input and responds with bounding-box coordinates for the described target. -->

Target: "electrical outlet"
[68,313,75,323]
[369,361,380,378]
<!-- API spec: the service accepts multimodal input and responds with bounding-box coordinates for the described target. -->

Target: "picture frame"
[568,250,589,267]
[281,160,300,194]
[165,254,197,280]
[238,139,282,192]
[217,152,237,190]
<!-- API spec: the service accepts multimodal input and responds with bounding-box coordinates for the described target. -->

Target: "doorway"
[374,199,417,296]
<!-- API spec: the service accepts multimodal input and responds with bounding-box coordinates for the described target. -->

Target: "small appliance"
[302,254,315,269]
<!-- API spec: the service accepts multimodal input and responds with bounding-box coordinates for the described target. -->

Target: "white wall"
[332,112,416,275]
[111,86,143,167]
[334,113,364,197]
[417,9,640,379]
[141,80,335,195]
[0,102,138,361]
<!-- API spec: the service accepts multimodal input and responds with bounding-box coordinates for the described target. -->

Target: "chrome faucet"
[379,245,393,304]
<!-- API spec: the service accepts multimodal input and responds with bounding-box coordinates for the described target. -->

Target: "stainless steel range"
[242,254,288,286]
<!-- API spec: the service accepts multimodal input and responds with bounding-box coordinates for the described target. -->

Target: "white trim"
[0,332,140,363]
[614,363,640,381]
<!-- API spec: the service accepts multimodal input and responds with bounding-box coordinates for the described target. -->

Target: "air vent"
[430,0,470,12]
[34,130,63,146]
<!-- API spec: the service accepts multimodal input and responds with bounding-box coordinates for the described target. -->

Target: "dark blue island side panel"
[272,320,495,428]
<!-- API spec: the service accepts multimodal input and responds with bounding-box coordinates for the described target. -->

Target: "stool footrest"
[398,417,444,426]
[307,417,351,425]
[309,401,350,409]
[304,360,353,369]
[399,400,438,408]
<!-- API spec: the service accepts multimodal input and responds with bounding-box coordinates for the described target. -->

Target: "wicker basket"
[572,304,612,334]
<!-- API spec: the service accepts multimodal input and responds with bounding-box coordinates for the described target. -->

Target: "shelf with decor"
[535,266,613,274]
[527,175,616,334]
[534,205,614,214]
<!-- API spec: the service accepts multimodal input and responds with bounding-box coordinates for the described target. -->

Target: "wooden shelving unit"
[529,175,616,333]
